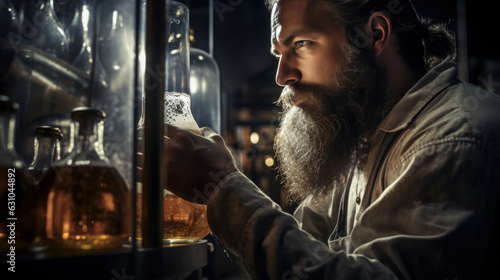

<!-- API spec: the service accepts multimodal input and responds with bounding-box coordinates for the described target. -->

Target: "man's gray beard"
[274,51,391,203]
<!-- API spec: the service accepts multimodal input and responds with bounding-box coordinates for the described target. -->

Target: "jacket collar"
[378,57,459,133]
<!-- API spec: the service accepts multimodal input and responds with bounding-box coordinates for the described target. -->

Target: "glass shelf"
[4,240,208,279]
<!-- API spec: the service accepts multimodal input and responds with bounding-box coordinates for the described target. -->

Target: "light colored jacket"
[207,58,500,279]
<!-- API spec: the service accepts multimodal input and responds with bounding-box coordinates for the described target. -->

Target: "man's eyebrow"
[271,28,319,56]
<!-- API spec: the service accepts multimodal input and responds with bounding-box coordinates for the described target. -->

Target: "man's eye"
[294,40,310,49]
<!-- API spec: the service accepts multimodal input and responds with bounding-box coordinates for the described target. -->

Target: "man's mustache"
[276,86,296,110]
[276,84,323,111]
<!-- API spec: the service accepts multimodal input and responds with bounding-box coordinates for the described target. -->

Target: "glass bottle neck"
[29,134,60,171]
[65,119,109,165]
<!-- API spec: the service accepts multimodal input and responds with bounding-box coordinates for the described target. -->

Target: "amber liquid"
[40,165,131,250]
[136,123,211,242]
[136,192,211,243]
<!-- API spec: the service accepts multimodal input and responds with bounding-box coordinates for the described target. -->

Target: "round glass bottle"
[41,107,130,251]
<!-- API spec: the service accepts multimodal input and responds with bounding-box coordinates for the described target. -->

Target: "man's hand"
[137,124,239,204]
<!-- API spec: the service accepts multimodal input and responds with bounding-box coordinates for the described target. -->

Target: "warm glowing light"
[250,132,260,144]
[265,156,275,167]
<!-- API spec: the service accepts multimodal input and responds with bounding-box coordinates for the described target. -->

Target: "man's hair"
[266,0,456,72]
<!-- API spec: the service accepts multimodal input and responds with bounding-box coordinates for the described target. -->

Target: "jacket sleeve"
[207,172,398,280]
[331,139,500,280]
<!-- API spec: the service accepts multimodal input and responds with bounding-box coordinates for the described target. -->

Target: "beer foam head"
[164,92,200,132]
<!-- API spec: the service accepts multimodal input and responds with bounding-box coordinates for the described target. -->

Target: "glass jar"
[40,107,130,251]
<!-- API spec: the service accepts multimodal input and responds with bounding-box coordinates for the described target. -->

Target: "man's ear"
[366,12,392,57]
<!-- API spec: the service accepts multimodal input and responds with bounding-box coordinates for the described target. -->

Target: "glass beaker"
[165,0,189,96]
[137,92,211,243]
[137,0,210,244]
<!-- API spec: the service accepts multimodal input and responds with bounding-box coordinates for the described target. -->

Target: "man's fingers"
[201,127,226,143]
[165,123,204,138]
[200,127,216,137]
[165,123,182,137]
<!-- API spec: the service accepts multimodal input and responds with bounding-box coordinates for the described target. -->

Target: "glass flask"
[165,0,190,95]
[97,3,135,95]
[137,1,210,243]
[22,0,69,60]
[0,95,40,253]
[137,93,211,243]
[41,107,131,251]
[190,46,221,134]
[69,0,109,89]
[28,126,63,183]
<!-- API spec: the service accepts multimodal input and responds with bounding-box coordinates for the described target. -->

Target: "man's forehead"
[271,0,310,41]
[271,0,336,44]
[271,0,310,25]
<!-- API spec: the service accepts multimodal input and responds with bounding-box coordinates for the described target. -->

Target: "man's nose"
[275,56,301,86]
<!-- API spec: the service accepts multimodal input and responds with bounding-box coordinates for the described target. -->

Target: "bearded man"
[160,0,500,278]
